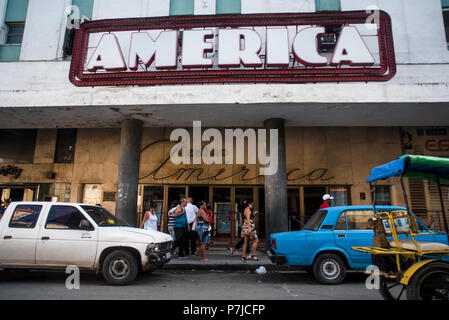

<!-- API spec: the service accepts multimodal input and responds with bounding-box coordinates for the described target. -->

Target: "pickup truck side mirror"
[79,219,94,231]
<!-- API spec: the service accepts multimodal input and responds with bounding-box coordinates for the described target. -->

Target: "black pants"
[173,226,189,257]
[188,223,197,254]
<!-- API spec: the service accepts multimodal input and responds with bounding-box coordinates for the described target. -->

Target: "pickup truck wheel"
[102,250,138,286]
[312,253,346,285]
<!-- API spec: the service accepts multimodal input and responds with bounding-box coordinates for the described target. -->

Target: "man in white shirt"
[185,197,199,255]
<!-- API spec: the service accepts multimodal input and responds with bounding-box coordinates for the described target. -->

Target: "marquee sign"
[69,11,396,86]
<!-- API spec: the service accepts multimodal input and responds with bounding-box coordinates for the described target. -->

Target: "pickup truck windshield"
[303,210,328,231]
[81,205,129,227]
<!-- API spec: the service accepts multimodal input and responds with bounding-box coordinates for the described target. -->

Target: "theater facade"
[1,0,449,246]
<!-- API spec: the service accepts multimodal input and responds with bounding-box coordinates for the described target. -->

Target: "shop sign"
[70,11,396,86]
[139,139,335,183]
[402,127,449,157]
[0,165,23,179]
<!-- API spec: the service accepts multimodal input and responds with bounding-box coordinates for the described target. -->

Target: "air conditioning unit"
[317,25,342,53]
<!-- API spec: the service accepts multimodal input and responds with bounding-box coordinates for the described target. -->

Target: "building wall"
[0,126,405,213]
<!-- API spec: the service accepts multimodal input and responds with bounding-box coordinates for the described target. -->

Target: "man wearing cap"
[319,194,334,210]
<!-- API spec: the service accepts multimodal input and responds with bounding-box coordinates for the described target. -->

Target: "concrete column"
[263,118,288,249]
[116,119,143,227]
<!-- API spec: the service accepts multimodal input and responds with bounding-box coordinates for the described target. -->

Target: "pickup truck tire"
[102,250,139,286]
[312,253,346,285]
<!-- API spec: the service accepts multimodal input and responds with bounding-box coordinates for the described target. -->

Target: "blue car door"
[333,210,374,268]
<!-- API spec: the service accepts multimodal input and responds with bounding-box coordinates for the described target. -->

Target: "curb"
[161,263,304,272]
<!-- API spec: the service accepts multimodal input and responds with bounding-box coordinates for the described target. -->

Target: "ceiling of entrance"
[0,102,448,128]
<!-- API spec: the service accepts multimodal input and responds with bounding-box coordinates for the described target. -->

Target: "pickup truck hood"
[98,227,172,243]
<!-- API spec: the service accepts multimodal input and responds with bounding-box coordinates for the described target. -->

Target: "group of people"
[140,196,260,262]
[169,197,213,262]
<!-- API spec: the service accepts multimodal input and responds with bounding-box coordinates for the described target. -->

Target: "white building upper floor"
[0,0,449,116]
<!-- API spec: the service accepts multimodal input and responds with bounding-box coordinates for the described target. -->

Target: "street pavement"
[0,268,380,300]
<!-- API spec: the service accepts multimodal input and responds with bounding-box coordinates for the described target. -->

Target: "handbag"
[241,228,250,237]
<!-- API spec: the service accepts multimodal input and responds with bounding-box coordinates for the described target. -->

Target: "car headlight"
[147,243,163,253]
[147,243,156,253]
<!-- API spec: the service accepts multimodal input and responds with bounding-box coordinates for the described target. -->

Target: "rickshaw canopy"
[366,155,449,183]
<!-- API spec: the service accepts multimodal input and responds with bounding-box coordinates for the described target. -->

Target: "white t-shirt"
[185,203,199,224]
[143,211,158,231]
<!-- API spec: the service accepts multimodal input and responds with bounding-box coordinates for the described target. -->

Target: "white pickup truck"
[0,202,173,285]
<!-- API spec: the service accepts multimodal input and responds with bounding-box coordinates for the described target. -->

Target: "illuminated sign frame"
[69,11,396,87]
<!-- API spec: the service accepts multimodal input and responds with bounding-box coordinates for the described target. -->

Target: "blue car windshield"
[303,210,328,231]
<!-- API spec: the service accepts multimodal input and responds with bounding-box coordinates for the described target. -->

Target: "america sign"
[69,10,396,86]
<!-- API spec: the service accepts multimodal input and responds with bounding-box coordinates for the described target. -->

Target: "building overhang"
[0,102,448,128]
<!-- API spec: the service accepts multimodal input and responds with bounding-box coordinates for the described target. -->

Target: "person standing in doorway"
[173,197,189,258]
[196,201,212,262]
[140,202,158,231]
[241,200,259,261]
[167,200,178,241]
[230,199,250,256]
[185,197,199,255]
[319,194,334,210]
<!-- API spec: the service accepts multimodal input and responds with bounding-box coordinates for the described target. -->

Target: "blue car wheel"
[312,253,346,285]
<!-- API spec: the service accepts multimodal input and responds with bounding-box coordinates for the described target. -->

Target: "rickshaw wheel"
[379,277,407,300]
[406,261,449,300]
[372,255,407,300]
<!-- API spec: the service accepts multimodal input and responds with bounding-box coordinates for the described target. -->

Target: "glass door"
[188,186,209,207]
[212,187,231,237]
[142,186,164,230]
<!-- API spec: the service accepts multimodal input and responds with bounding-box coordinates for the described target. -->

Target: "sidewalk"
[162,248,301,271]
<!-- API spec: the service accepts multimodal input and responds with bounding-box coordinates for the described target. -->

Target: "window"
[54,129,77,163]
[345,210,372,230]
[0,129,37,163]
[374,186,391,205]
[170,0,194,15]
[335,210,373,230]
[329,186,350,206]
[81,205,129,227]
[335,212,347,230]
[303,210,328,231]
[5,23,25,44]
[9,205,42,228]
[443,0,449,49]
[216,0,241,14]
[45,205,86,230]
[72,0,94,20]
[0,0,29,61]
[315,0,341,12]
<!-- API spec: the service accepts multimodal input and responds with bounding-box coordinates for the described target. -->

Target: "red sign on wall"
[69,11,396,87]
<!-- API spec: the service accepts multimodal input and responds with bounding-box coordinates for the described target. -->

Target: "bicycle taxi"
[352,155,449,300]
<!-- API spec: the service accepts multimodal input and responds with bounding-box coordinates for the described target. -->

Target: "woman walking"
[241,200,259,261]
[196,201,212,262]
[141,202,158,231]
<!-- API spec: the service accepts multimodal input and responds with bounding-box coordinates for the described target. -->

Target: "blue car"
[268,205,449,285]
